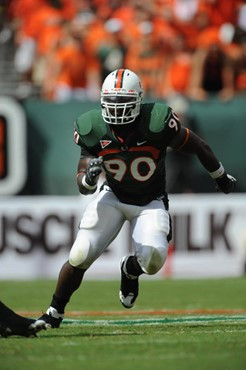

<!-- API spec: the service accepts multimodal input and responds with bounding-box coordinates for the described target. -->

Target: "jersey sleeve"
[74,119,84,147]
[162,108,181,145]
[73,119,92,154]
[74,117,98,161]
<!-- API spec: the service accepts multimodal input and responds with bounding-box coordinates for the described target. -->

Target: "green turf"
[0,277,246,370]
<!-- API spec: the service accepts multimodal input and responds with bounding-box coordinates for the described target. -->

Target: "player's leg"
[0,301,46,337]
[39,190,125,327]
[38,261,86,328]
[132,201,170,274]
[120,200,171,308]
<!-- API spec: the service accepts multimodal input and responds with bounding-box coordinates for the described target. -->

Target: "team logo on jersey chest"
[100,140,112,149]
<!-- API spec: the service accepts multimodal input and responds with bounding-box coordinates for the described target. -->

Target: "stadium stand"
[0,0,245,101]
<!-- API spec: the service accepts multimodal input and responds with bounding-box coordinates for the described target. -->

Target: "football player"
[0,301,46,337]
[39,69,236,328]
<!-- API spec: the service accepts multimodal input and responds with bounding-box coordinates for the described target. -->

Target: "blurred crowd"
[1,0,246,102]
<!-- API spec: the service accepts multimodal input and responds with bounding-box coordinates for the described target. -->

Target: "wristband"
[82,176,97,190]
[209,162,225,179]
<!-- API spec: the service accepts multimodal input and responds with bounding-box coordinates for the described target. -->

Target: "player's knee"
[69,233,92,269]
[139,246,167,275]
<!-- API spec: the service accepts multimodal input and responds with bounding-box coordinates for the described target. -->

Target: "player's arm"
[169,126,236,194]
[74,125,103,195]
[76,155,103,195]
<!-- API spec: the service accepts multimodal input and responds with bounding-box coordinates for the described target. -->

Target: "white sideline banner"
[0,194,245,279]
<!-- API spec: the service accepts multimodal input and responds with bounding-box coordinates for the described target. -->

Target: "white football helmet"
[101,69,143,125]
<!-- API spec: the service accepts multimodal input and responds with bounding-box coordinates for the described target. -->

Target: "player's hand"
[215,173,236,194]
[85,157,103,186]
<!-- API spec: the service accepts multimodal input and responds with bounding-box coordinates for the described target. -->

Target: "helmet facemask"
[101,93,142,124]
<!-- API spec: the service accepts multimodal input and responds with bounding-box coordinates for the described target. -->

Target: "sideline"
[19,308,246,317]
[62,315,246,325]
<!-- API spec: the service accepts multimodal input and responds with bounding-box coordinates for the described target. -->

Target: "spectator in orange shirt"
[13,0,73,88]
[160,34,192,98]
[41,17,100,101]
[96,18,128,81]
[125,29,165,97]
[198,0,240,27]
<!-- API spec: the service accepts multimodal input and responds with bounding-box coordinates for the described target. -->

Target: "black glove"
[85,157,103,186]
[215,173,236,194]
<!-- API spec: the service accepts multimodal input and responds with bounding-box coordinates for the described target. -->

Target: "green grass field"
[1,277,246,370]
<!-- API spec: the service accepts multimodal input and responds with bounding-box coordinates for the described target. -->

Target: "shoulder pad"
[140,103,169,134]
[75,111,93,136]
[74,109,106,148]
[149,103,169,133]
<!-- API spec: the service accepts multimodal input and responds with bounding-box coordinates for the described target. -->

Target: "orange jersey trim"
[177,128,190,150]
[98,146,160,159]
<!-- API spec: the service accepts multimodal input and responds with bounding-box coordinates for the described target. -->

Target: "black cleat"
[119,256,139,309]
[0,323,8,337]
[0,319,47,338]
[38,312,63,329]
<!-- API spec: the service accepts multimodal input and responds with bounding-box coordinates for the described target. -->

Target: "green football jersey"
[74,102,181,206]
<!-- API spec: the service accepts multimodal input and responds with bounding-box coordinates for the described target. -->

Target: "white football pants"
[69,188,171,275]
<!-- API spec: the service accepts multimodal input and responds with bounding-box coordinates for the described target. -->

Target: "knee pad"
[137,246,167,275]
[69,232,92,269]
